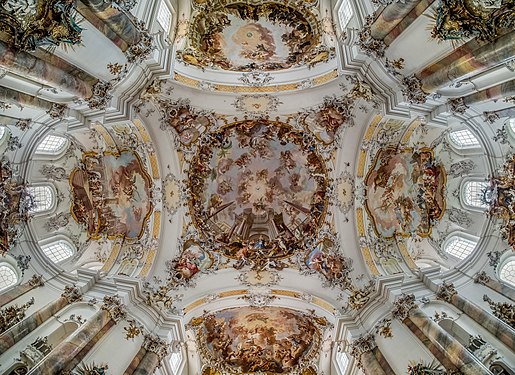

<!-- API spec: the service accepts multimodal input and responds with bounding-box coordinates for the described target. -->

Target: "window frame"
[443,234,478,261]
[447,128,482,152]
[498,254,515,288]
[336,0,354,29]
[460,178,491,211]
[336,351,350,375]
[156,0,173,33]
[26,184,57,215]
[0,262,19,292]
[34,134,69,157]
[39,239,75,264]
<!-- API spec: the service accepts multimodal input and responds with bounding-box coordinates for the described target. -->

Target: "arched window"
[35,134,67,155]
[0,264,18,291]
[462,180,490,209]
[338,0,354,28]
[499,259,515,287]
[26,185,54,213]
[336,351,349,374]
[41,241,74,263]
[510,118,515,134]
[445,236,477,260]
[169,351,182,375]
[157,0,172,32]
[448,129,480,148]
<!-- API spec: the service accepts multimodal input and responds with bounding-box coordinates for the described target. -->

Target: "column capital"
[61,285,83,303]
[349,333,376,370]
[28,274,44,287]
[392,293,417,320]
[473,271,491,285]
[101,295,127,323]
[436,282,457,303]
[483,295,515,328]
[142,334,170,362]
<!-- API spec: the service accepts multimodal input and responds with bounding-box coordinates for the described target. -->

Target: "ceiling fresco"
[188,120,328,268]
[364,147,446,238]
[179,0,333,71]
[189,306,328,374]
[70,150,153,240]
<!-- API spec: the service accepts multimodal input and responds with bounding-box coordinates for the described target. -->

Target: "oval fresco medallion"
[364,147,446,238]
[188,120,328,263]
[194,306,322,373]
[185,1,323,71]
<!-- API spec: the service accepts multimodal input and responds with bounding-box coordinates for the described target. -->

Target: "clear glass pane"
[157,1,172,31]
[336,351,349,374]
[169,352,182,374]
[0,127,5,140]
[27,186,54,213]
[0,265,17,291]
[338,0,354,28]
[445,237,476,260]
[500,259,515,287]
[41,241,73,263]
[463,181,490,208]
[35,135,67,154]
[449,129,480,148]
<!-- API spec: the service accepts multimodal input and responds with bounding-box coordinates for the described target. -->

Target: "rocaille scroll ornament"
[0,0,83,52]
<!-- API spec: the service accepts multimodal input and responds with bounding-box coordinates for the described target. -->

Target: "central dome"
[188,120,328,264]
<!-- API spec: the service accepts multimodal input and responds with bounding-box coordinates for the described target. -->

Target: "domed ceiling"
[1,0,513,373]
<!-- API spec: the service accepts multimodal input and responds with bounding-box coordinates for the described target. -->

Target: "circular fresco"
[186,1,323,71]
[188,120,328,264]
[195,306,322,373]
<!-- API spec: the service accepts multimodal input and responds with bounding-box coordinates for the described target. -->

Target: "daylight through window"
[0,264,17,291]
[35,134,67,154]
[445,237,477,260]
[41,241,74,263]
[449,129,480,148]
[27,186,54,213]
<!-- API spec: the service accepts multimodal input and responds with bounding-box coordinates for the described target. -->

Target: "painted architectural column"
[370,0,423,40]
[419,30,515,92]
[27,295,126,375]
[0,40,94,98]
[349,334,389,375]
[449,80,515,114]
[0,285,82,355]
[383,0,436,45]
[436,282,515,349]
[0,275,44,307]
[123,347,147,375]
[132,334,170,375]
[77,0,141,50]
[27,309,112,374]
[474,271,515,302]
[392,294,493,375]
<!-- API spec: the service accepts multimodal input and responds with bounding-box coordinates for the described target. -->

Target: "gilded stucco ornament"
[407,361,461,375]
[483,294,515,328]
[124,319,145,340]
[232,94,282,117]
[101,295,127,322]
[28,274,44,287]
[391,293,417,320]
[356,15,387,59]
[125,20,155,64]
[349,333,376,370]
[61,285,83,303]
[448,97,469,114]
[401,74,428,104]
[0,297,34,334]
[436,282,457,303]
[46,103,66,119]
[0,0,83,52]
[87,80,113,110]
[375,318,393,338]
[431,0,515,42]
[142,333,170,362]
[0,160,35,256]
[345,281,376,311]
[473,271,491,284]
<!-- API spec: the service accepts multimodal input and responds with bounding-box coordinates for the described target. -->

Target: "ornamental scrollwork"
[431,0,515,42]
[0,0,83,52]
